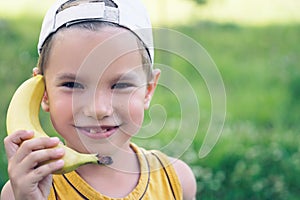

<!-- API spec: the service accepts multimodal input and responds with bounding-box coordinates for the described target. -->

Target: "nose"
[83,89,113,120]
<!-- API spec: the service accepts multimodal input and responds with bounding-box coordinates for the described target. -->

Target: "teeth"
[89,128,107,134]
[90,129,97,134]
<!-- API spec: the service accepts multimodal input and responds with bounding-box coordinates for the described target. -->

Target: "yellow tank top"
[48,143,183,199]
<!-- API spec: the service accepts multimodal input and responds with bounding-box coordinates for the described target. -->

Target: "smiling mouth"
[75,125,119,138]
[84,126,117,134]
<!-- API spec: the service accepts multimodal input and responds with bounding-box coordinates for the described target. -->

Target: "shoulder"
[135,145,197,199]
[1,180,15,200]
[170,157,197,200]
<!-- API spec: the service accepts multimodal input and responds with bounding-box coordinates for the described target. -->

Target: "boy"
[1,0,196,199]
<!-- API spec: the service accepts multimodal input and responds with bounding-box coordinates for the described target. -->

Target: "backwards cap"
[38,0,154,63]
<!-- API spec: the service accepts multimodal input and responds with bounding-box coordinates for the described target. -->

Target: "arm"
[1,181,14,200]
[171,158,197,200]
[1,130,64,200]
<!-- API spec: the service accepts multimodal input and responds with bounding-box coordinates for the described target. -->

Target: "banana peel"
[6,75,112,174]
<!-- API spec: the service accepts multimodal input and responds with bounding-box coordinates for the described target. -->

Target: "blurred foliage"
[284,65,300,128]
[190,0,208,4]
[170,22,300,199]
[1,15,300,200]
[189,124,300,199]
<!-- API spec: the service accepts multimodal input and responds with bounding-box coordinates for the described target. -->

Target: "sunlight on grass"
[144,0,300,26]
[195,0,300,25]
[0,0,53,18]
[1,0,299,25]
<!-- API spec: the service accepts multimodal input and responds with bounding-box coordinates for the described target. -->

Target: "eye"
[62,82,84,89]
[111,82,134,89]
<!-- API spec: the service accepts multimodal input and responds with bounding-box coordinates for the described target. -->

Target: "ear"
[32,67,41,76]
[144,69,161,109]
[41,91,50,112]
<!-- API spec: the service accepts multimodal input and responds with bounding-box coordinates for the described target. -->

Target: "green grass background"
[1,0,300,199]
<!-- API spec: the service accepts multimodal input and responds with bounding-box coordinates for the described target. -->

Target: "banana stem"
[97,154,113,165]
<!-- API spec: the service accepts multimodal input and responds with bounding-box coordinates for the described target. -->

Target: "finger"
[28,159,64,183]
[21,147,65,170]
[9,171,54,198]
[7,146,65,183]
[5,130,34,146]
[13,137,61,164]
[4,130,34,159]
[39,174,54,198]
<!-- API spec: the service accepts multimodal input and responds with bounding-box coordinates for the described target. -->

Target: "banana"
[6,75,112,174]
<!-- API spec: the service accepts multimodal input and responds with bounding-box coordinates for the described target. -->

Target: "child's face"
[41,27,158,154]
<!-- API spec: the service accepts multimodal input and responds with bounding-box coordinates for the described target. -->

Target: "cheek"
[117,88,146,131]
[130,87,147,124]
[48,95,73,134]
[128,97,145,126]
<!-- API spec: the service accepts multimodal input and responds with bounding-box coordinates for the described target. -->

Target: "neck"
[76,142,140,176]
[74,142,141,197]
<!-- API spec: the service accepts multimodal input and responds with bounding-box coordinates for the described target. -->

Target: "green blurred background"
[1,0,300,199]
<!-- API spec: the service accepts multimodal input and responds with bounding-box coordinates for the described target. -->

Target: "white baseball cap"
[38,0,154,63]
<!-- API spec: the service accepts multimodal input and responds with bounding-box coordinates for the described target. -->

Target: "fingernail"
[55,148,65,155]
[26,130,34,134]
[50,137,60,143]
[55,159,64,167]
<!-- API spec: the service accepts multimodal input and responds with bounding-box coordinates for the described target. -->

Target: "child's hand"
[3,130,65,200]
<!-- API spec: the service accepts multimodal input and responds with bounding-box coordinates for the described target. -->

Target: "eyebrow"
[54,71,143,84]
[117,71,140,80]
[55,73,77,82]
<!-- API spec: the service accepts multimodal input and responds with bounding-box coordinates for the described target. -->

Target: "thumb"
[4,130,34,159]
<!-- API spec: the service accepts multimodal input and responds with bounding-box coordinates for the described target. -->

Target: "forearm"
[1,181,15,200]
